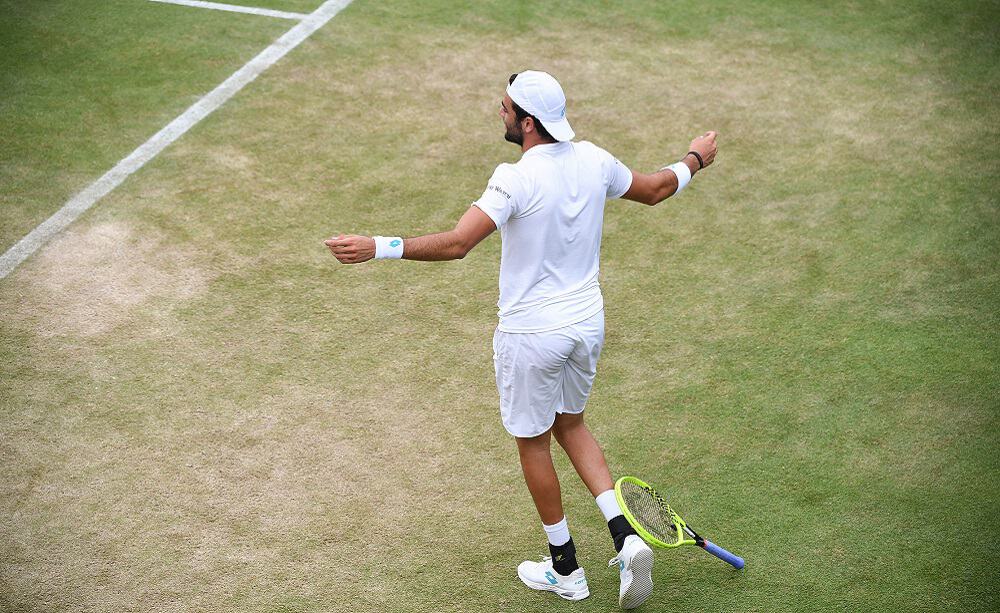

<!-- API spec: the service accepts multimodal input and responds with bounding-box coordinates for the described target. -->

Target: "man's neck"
[521,134,558,153]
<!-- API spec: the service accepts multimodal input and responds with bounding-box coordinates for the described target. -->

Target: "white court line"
[0,0,353,280]
[149,0,308,21]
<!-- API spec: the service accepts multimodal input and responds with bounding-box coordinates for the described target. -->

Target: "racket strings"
[620,480,680,545]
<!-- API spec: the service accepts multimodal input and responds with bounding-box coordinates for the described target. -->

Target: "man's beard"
[504,122,523,145]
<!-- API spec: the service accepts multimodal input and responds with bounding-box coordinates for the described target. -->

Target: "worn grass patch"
[6,220,208,338]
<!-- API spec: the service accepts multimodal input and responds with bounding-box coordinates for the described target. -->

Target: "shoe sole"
[517,569,590,601]
[620,547,653,609]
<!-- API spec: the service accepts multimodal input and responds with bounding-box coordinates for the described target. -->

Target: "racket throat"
[683,525,705,547]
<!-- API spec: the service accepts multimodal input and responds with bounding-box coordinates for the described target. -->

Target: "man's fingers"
[325,233,349,245]
[326,238,357,249]
[325,233,370,264]
[705,130,718,141]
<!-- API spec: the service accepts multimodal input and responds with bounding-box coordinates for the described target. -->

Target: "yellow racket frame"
[614,475,697,549]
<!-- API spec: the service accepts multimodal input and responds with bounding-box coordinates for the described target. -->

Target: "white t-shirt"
[473,140,633,333]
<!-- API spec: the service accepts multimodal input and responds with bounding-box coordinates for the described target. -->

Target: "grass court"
[1,1,998,611]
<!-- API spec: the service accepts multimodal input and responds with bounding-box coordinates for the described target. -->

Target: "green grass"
[1,0,998,611]
[221,0,323,12]
[0,0,290,253]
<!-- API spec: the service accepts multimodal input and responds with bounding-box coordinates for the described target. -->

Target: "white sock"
[595,489,623,522]
[542,516,571,546]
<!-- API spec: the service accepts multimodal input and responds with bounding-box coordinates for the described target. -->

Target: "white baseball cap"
[506,70,575,142]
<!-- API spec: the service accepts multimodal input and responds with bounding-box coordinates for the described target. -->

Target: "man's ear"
[523,116,535,134]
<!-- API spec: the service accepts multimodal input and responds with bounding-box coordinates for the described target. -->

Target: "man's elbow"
[643,191,663,206]
[638,184,667,206]
[454,236,475,259]
[649,183,677,206]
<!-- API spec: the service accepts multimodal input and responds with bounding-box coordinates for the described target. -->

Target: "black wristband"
[687,150,704,169]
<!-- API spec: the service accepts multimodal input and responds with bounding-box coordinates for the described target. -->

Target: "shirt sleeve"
[601,147,633,199]
[472,163,524,229]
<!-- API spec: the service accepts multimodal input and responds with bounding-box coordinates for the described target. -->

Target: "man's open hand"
[688,131,718,168]
[325,234,375,264]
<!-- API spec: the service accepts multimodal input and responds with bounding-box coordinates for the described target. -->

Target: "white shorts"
[492,310,605,438]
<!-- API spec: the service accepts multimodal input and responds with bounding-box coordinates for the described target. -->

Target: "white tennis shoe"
[609,535,654,609]
[517,556,590,601]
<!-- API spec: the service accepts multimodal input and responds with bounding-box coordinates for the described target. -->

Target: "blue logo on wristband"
[390,239,401,248]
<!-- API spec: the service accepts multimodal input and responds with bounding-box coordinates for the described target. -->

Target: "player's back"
[474,140,633,333]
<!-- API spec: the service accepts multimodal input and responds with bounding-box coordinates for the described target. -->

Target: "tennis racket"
[615,476,745,569]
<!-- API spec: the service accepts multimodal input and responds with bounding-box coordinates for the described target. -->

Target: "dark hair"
[508,73,556,142]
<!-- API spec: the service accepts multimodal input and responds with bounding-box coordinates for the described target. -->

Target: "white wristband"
[661,161,692,195]
[373,236,404,259]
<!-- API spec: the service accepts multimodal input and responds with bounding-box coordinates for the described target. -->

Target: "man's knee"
[552,412,585,440]
[516,429,551,454]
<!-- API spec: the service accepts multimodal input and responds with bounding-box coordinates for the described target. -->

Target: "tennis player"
[326,70,717,609]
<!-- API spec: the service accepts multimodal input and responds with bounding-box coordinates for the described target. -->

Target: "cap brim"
[540,117,574,142]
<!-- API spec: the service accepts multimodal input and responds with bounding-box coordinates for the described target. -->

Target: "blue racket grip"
[702,540,745,569]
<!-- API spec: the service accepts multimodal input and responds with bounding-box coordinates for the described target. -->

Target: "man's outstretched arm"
[622,131,719,206]
[324,204,497,264]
